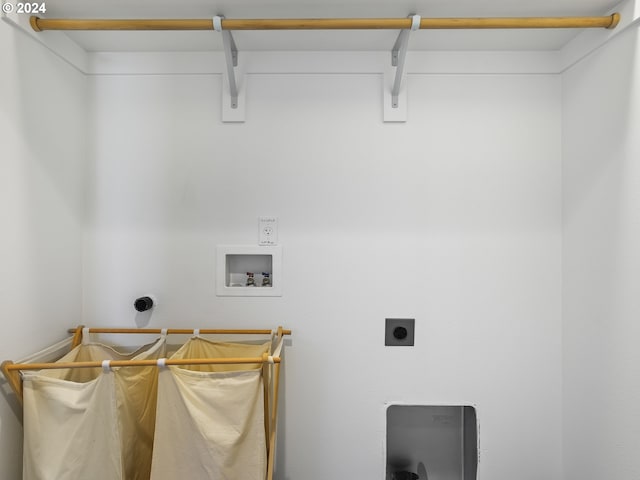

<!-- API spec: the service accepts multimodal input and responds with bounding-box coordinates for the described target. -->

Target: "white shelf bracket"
[384,14,419,122]
[214,15,245,122]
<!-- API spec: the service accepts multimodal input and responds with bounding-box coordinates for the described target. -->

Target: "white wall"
[86,69,562,479]
[562,27,640,480]
[0,22,87,479]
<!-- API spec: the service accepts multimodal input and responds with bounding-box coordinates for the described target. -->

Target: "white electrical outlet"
[259,217,278,245]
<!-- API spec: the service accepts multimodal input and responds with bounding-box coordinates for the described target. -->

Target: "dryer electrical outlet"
[385,318,415,346]
[259,217,278,245]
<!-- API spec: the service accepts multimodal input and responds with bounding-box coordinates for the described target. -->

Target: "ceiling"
[42,0,622,52]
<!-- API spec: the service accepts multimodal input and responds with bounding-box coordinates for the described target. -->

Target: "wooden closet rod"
[4,356,280,372]
[29,14,620,32]
[67,327,292,335]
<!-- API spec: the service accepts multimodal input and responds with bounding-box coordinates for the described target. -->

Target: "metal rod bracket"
[390,14,419,109]
[214,16,239,108]
[214,15,245,122]
[222,30,238,108]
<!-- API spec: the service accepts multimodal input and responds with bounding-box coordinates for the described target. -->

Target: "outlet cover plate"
[259,217,278,245]
[385,318,415,346]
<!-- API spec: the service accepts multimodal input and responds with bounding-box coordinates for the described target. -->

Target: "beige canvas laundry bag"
[23,337,166,480]
[150,338,270,480]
